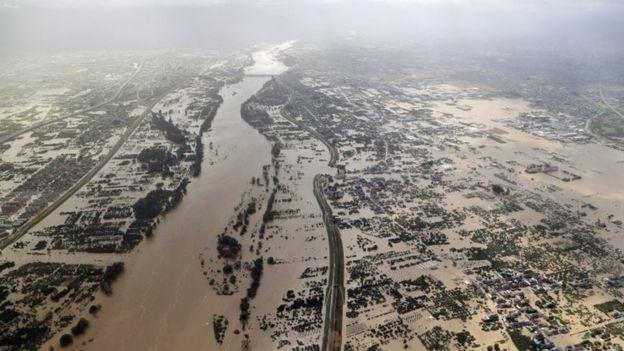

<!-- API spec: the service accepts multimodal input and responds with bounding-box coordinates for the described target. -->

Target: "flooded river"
[81,46,290,351]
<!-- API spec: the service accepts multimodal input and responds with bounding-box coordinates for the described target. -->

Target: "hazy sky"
[1,0,623,53]
[3,0,624,8]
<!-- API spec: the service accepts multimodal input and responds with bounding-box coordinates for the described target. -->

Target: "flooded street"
[82,47,290,350]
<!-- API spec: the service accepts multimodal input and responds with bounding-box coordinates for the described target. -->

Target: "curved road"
[280,104,339,167]
[274,78,339,167]
[276,86,344,350]
[0,63,143,146]
[600,87,624,119]
[583,87,624,142]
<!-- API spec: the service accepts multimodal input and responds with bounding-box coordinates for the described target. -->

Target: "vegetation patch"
[217,235,242,259]
[100,262,125,295]
[508,330,533,351]
[595,299,624,315]
[212,314,228,344]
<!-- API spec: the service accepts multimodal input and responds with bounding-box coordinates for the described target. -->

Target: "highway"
[277,84,344,350]
[314,175,345,351]
[279,107,339,167]
[582,87,624,143]
[0,88,166,250]
[275,79,339,167]
[600,87,624,119]
[0,62,143,146]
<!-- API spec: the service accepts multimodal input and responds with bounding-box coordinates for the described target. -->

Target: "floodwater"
[244,40,294,75]
[433,96,624,248]
[80,45,291,351]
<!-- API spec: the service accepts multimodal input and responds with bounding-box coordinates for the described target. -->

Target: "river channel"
[82,46,288,351]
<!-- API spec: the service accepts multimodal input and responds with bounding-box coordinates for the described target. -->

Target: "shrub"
[71,318,89,336]
[100,262,125,295]
[217,235,241,259]
[59,334,73,348]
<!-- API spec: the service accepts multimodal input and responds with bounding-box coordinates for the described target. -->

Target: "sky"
[1,0,623,52]
[3,0,624,8]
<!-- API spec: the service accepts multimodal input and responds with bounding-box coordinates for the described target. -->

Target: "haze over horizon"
[1,0,623,53]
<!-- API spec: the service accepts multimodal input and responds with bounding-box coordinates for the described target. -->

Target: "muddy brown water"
[83,76,272,351]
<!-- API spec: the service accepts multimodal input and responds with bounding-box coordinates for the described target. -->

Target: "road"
[600,87,624,119]
[274,79,344,349]
[271,76,345,348]
[569,316,624,337]
[0,62,143,146]
[582,87,623,142]
[274,78,339,167]
[0,89,166,250]
[314,174,345,351]
[276,85,344,349]
[279,108,339,167]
